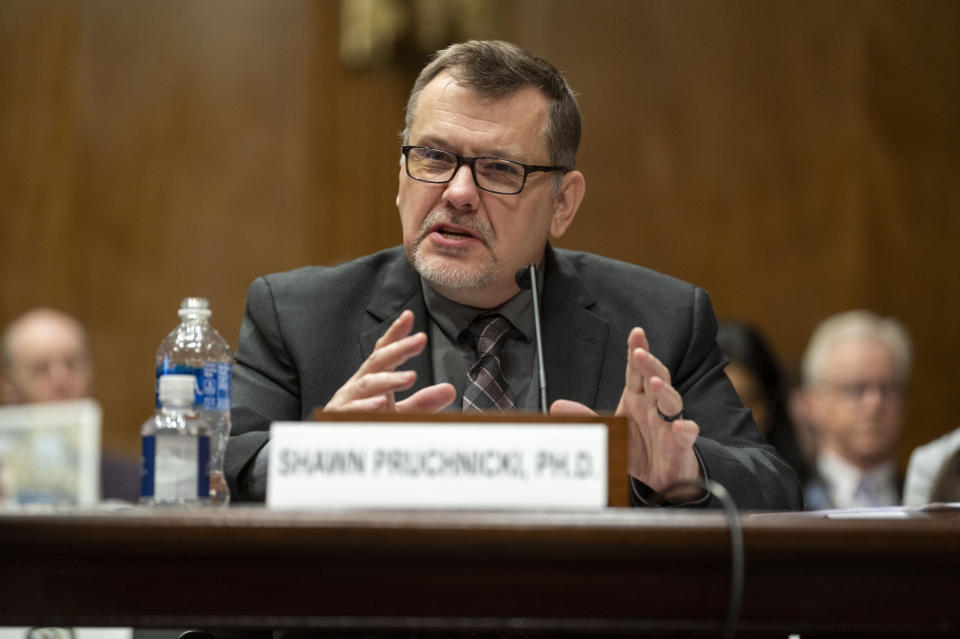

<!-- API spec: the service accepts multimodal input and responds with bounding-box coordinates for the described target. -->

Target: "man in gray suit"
[226,40,802,510]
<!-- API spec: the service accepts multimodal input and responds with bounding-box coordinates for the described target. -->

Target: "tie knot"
[470,314,513,357]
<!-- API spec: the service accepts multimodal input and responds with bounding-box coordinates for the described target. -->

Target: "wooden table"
[2,506,958,636]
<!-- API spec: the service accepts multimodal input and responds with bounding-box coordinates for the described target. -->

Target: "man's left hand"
[551,326,702,498]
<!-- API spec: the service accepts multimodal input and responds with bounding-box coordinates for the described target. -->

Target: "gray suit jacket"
[226,245,802,509]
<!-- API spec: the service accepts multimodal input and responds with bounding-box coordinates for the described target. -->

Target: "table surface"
[2,505,959,636]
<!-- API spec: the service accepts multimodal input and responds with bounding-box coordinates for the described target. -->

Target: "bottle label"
[156,361,231,411]
[206,362,232,412]
[140,434,211,501]
[141,435,156,498]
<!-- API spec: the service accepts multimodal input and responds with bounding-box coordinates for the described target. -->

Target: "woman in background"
[718,321,812,484]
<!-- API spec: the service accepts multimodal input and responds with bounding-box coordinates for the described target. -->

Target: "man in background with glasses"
[798,310,911,509]
[1,308,140,502]
[226,40,802,510]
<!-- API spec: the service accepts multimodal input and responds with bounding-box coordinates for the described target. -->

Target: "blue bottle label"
[141,435,156,498]
[216,362,231,412]
[156,361,231,411]
[140,433,211,501]
[198,434,211,497]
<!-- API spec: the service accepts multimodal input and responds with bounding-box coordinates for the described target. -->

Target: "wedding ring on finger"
[656,405,684,422]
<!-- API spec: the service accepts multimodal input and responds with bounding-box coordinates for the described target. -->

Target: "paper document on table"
[820,502,960,518]
[823,507,912,519]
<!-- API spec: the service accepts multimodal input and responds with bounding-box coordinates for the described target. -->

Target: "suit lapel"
[356,246,610,408]
[540,247,609,408]
[359,252,433,401]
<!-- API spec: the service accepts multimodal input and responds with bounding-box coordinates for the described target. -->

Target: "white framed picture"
[0,399,101,506]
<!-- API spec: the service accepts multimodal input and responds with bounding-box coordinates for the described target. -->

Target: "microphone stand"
[516,262,548,414]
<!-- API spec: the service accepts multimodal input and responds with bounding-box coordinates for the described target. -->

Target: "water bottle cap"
[180,297,209,310]
[158,374,198,405]
[178,297,211,319]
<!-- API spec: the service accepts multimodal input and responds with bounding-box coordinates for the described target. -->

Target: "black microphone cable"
[708,479,744,639]
[643,477,744,639]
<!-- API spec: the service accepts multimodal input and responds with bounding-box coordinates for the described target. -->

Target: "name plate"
[266,421,608,509]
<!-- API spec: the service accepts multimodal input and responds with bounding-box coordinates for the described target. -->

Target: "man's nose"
[48,360,78,393]
[48,360,69,382]
[443,163,481,210]
[859,385,888,414]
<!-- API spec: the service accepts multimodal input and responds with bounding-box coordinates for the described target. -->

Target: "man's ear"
[550,170,585,238]
[396,155,405,209]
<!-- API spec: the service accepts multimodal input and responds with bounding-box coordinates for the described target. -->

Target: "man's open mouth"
[432,224,478,240]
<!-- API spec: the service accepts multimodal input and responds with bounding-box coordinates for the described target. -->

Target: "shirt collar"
[817,449,896,507]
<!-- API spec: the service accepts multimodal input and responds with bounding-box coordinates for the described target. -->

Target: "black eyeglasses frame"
[401,145,570,195]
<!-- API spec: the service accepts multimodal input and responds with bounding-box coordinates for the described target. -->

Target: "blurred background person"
[903,425,960,506]
[1,308,93,404]
[717,320,812,483]
[1,307,139,502]
[798,310,911,510]
[928,447,960,503]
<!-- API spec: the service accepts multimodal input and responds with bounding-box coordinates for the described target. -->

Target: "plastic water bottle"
[155,297,232,504]
[141,374,211,505]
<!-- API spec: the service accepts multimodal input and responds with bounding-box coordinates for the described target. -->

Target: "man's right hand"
[323,309,456,413]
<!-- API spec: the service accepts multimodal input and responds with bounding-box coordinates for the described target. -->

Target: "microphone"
[515,262,548,414]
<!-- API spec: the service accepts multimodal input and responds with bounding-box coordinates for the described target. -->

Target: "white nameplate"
[266,421,607,509]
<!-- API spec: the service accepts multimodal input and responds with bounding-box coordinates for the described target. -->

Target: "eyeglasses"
[401,145,570,195]
[819,380,906,403]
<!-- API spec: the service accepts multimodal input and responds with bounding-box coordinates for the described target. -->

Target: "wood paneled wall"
[2,0,958,469]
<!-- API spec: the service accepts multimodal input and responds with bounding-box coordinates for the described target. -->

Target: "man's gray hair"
[402,40,581,178]
[801,310,912,386]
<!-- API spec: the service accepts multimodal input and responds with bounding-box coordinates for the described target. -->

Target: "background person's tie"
[854,475,882,508]
[463,314,515,411]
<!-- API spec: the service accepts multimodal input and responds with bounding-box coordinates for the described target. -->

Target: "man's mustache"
[416,208,494,246]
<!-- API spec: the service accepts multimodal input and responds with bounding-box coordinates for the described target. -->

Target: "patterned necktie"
[462,314,515,412]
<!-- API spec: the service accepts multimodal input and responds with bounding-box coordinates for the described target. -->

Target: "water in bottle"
[141,374,211,505]
[155,297,232,504]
